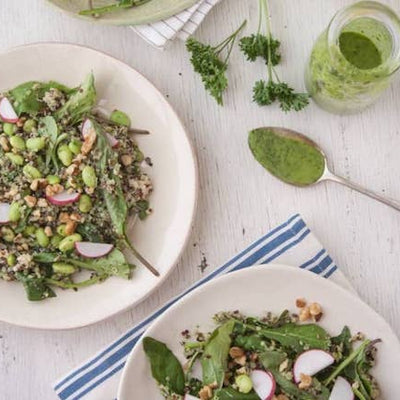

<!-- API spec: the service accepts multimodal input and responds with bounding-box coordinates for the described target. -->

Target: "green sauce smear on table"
[249,128,325,185]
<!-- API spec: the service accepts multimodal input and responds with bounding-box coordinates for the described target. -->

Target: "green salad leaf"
[255,323,331,352]
[201,320,235,388]
[55,73,96,123]
[143,337,185,396]
[15,273,56,301]
[9,81,75,115]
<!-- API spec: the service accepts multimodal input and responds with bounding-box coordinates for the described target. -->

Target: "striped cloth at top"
[132,0,221,49]
[54,214,353,400]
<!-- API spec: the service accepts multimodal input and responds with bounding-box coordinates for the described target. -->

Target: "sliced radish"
[0,203,10,224]
[0,97,18,123]
[293,350,335,383]
[329,377,354,400]
[105,132,119,148]
[250,370,276,400]
[47,191,80,206]
[184,395,200,400]
[75,242,114,258]
[81,118,118,148]
[81,118,94,139]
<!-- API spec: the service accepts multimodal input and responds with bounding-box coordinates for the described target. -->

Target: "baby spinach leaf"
[9,81,75,115]
[33,252,61,263]
[201,320,235,388]
[214,387,259,399]
[234,333,268,352]
[33,249,133,279]
[256,323,331,352]
[16,273,56,301]
[65,249,133,279]
[38,116,59,168]
[331,326,352,356]
[55,73,96,124]
[143,337,185,396]
[259,350,287,369]
[76,223,104,243]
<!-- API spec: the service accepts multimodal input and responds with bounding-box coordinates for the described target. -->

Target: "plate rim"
[0,42,198,330]
[45,0,199,26]
[117,263,400,397]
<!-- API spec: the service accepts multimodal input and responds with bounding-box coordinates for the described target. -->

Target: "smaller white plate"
[0,43,197,329]
[118,265,400,399]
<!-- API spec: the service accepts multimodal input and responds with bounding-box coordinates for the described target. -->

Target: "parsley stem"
[263,0,274,83]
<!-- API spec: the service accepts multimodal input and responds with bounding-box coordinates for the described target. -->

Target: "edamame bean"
[56,224,67,237]
[23,165,42,180]
[82,165,97,188]
[135,149,144,163]
[46,175,60,185]
[51,234,63,248]
[1,227,15,242]
[9,202,21,222]
[23,119,37,133]
[9,135,26,151]
[5,152,24,166]
[6,254,16,266]
[57,144,73,167]
[52,262,76,275]
[58,234,82,253]
[79,194,92,213]
[35,227,49,247]
[110,110,131,127]
[235,375,253,394]
[68,139,82,155]
[26,137,45,152]
[3,123,16,136]
[23,225,36,237]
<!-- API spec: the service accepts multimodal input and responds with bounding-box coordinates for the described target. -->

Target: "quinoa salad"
[0,73,155,301]
[144,299,381,400]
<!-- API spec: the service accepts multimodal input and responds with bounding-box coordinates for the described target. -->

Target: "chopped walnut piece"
[234,355,247,366]
[199,385,213,400]
[24,195,37,208]
[37,198,48,208]
[81,129,97,155]
[299,306,311,322]
[298,373,312,389]
[59,212,70,223]
[65,220,77,236]
[296,298,307,308]
[44,227,53,237]
[0,137,10,152]
[309,302,322,316]
[121,154,133,166]
[229,347,245,359]
[45,184,64,197]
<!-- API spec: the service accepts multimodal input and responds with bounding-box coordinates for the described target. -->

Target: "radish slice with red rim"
[329,377,354,400]
[293,349,335,383]
[75,242,114,258]
[47,191,80,206]
[0,97,18,123]
[250,369,276,400]
[0,203,11,223]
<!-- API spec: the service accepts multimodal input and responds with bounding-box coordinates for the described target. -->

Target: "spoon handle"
[326,172,400,211]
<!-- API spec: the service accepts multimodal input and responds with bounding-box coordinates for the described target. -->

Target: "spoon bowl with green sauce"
[249,127,400,211]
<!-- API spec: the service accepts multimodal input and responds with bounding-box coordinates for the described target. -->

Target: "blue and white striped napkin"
[54,214,354,400]
[132,0,220,49]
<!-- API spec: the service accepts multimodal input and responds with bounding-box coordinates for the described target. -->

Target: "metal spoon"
[265,127,400,211]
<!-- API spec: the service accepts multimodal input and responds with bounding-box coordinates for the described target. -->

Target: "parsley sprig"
[186,20,247,105]
[239,0,309,112]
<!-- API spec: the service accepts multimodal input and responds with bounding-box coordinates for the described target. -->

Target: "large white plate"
[0,43,197,329]
[118,265,400,399]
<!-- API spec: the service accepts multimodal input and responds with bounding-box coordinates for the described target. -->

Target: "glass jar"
[305,1,400,114]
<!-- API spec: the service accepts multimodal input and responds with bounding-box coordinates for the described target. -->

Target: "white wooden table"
[0,0,399,398]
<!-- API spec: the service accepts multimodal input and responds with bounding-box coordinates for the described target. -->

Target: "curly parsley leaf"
[239,33,281,65]
[186,20,246,105]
